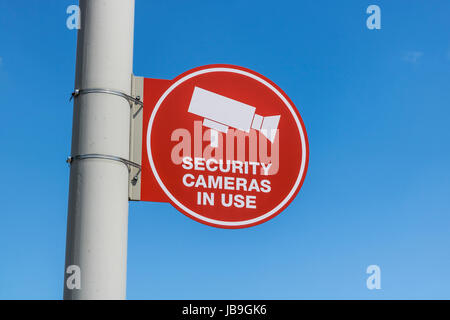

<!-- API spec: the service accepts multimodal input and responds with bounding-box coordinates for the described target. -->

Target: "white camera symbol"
[188,87,280,147]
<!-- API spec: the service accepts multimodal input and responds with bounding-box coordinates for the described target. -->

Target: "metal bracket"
[129,76,144,201]
[70,88,143,106]
[67,154,142,184]
[67,153,140,168]
[67,153,142,189]
[68,78,144,201]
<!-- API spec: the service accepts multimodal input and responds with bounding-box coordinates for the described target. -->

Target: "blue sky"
[0,0,449,299]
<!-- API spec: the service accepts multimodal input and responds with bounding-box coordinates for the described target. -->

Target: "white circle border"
[146,67,307,227]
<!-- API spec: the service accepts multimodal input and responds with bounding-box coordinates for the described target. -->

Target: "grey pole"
[64,0,135,300]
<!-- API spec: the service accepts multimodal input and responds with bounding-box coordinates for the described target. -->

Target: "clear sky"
[0,0,449,299]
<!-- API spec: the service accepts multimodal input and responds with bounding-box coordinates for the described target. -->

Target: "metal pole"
[64,0,135,300]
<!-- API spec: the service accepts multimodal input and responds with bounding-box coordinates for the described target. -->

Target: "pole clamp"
[70,88,143,106]
[67,154,141,185]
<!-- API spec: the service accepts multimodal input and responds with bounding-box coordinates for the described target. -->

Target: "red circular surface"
[147,65,309,228]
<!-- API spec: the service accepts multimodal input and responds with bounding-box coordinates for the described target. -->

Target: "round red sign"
[145,64,308,228]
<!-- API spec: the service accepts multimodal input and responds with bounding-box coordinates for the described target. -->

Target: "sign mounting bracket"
[129,75,144,201]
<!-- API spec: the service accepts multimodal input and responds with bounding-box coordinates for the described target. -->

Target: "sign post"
[64,0,135,299]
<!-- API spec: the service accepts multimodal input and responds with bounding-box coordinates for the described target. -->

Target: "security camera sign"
[139,64,309,228]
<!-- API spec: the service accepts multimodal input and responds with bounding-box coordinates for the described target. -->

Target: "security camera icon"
[188,87,280,147]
